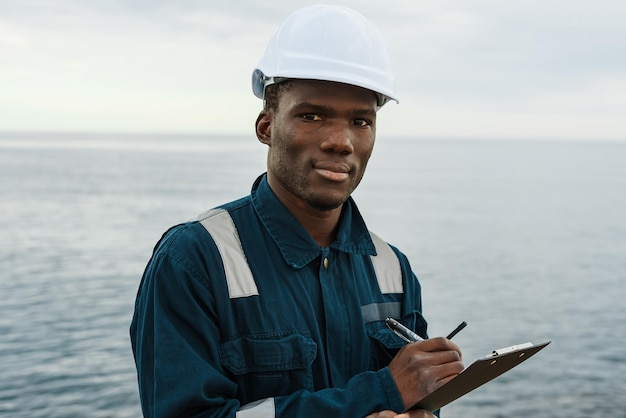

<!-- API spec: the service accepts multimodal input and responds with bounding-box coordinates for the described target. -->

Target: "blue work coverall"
[130,174,429,417]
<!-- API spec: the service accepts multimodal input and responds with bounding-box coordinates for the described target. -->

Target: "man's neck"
[265,174,346,247]
[291,205,342,248]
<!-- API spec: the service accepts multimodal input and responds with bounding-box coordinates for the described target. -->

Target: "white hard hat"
[252,4,398,107]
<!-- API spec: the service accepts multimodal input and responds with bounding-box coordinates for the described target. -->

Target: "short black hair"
[264,80,293,112]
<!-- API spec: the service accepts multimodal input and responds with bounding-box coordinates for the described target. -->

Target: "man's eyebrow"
[351,107,377,117]
[292,102,376,116]
[291,102,334,113]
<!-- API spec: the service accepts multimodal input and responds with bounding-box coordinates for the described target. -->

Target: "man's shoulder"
[154,221,213,254]
[194,195,252,222]
[366,229,413,270]
[366,230,400,254]
[160,194,253,246]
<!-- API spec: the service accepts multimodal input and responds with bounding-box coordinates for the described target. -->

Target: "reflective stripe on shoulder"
[198,209,259,298]
[237,398,276,418]
[369,231,403,294]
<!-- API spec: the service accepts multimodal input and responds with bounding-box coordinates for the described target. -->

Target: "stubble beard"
[271,149,353,212]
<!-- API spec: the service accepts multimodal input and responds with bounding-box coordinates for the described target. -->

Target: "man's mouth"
[313,162,351,182]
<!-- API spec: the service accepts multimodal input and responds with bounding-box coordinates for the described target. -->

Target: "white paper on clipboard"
[407,340,551,412]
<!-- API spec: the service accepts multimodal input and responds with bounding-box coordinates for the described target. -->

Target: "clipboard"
[407,340,551,412]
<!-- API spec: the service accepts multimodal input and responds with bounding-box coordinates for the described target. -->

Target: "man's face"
[257,79,378,212]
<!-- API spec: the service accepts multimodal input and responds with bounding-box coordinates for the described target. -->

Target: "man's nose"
[320,124,354,155]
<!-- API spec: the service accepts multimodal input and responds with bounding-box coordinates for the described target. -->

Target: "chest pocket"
[220,331,317,405]
[365,312,429,370]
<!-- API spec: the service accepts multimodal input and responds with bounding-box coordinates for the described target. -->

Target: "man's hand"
[366,410,435,418]
[388,337,464,409]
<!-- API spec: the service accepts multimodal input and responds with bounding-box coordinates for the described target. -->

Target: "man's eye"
[301,114,323,121]
[353,119,371,127]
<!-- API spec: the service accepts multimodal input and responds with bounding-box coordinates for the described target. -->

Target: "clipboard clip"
[488,342,534,357]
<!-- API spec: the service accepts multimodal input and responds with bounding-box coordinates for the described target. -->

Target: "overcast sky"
[1,0,625,140]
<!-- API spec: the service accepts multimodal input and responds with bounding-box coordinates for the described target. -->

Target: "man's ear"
[255,110,272,145]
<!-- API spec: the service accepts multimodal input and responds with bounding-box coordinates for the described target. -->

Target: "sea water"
[1,132,625,417]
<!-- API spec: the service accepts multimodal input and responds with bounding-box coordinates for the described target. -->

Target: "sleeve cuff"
[376,367,405,413]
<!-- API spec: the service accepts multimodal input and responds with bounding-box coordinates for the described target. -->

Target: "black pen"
[386,318,467,342]
[445,321,467,339]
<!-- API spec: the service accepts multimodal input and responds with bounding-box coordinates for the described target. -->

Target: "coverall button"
[323,258,329,269]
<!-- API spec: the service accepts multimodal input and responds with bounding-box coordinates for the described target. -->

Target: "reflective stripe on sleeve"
[236,398,276,418]
[198,209,259,298]
[369,231,403,294]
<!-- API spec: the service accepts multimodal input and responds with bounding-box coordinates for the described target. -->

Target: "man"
[131,5,463,417]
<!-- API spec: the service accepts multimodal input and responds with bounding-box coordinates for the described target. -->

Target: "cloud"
[1,0,625,139]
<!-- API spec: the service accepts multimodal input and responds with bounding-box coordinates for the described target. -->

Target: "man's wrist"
[377,367,406,413]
